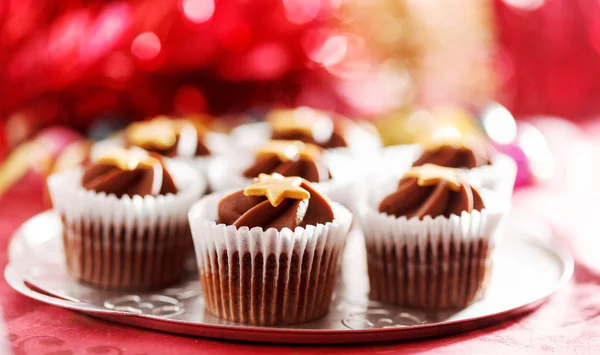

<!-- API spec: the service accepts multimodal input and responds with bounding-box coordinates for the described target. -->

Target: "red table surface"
[2,118,600,354]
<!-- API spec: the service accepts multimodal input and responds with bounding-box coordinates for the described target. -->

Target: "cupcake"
[243,140,330,182]
[268,107,348,149]
[413,138,492,169]
[48,147,206,290]
[208,139,357,209]
[412,137,517,199]
[229,107,381,157]
[91,116,229,181]
[360,164,504,309]
[125,116,211,157]
[189,173,352,325]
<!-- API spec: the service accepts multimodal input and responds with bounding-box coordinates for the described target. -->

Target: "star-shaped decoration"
[127,117,207,150]
[244,173,310,207]
[298,142,322,160]
[267,107,333,136]
[404,164,465,191]
[256,140,322,162]
[127,117,178,149]
[96,147,160,171]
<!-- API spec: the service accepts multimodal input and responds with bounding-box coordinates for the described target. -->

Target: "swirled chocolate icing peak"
[379,164,484,219]
[218,173,334,230]
[243,140,330,182]
[126,116,210,157]
[268,107,348,148]
[82,148,177,197]
[413,136,491,169]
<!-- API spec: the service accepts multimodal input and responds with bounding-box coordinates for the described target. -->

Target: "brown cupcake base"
[199,246,341,326]
[366,239,492,309]
[62,216,192,291]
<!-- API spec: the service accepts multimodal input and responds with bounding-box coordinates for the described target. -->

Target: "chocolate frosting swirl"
[242,141,330,182]
[126,118,210,157]
[218,180,334,230]
[413,144,491,169]
[379,165,484,219]
[272,130,347,149]
[82,151,177,197]
[268,108,348,149]
[243,155,330,182]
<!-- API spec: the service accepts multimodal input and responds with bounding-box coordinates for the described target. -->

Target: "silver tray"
[5,211,573,344]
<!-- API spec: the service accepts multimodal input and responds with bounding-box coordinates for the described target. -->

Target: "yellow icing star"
[267,107,332,135]
[126,116,207,150]
[244,173,310,207]
[256,140,322,161]
[96,147,159,171]
[404,164,465,191]
[298,142,322,160]
[127,117,177,149]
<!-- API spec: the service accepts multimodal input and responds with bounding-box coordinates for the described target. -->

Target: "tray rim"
[4,210,575,344]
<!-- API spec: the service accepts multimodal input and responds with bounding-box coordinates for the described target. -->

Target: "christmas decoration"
[0,0,335,131]
[479,103,553,187]
[2,0,397,134]
[0,0,504,195]
[0,0,498,140]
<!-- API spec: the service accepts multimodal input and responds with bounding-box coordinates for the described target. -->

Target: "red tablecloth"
[2,118,600,354]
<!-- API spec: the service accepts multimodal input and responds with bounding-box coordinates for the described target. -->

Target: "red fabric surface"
[2,118,600,354]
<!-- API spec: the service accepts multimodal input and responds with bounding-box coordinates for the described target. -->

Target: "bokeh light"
[131,32,161,60]
[85,4,131,61]
[283,0,321,24]
[517,123,554,180]
[182,0,215,24]
[323,33,370,79]
[501,0,545,11]
[246,43,290,80]
[174,86,207,114]
[481,103,517,145]
[103,52,133,82]
[314,35,348,66]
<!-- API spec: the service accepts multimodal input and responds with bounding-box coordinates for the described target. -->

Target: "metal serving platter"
[5,211,573,344]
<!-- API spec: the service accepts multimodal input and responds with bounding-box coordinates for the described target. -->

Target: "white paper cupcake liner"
[48,160,206,290]
[465,153,517,203]
[207,149,359,210]
[188,193,353,325]
[359,180,505,309]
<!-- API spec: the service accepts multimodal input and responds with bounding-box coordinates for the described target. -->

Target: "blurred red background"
[495,0,600,118]
[0,0,597,156]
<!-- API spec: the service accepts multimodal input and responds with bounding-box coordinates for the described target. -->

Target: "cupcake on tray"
[189,173,352,325]
[360,164,504,309]
[412,136,517,199]
[48,147,206,291]
[229,106,381,158]
[208,139,357,208]
[91,115,229,179]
